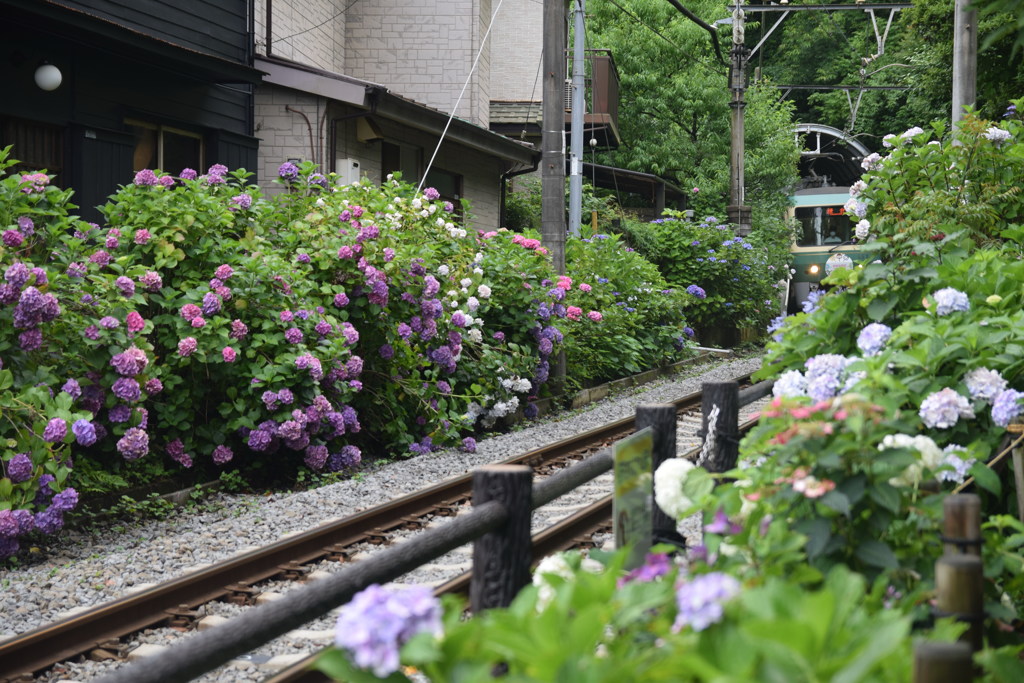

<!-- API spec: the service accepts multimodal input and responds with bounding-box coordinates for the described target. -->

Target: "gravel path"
[1,352,764,678]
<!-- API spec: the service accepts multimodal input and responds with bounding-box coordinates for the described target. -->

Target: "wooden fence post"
[636,404,686,548]
[943,494,982,556]
[1011,420,1024,523]
[935,554,985,653]
[913,641,974,683]
[470,465,534,612]
[701,382,739,474]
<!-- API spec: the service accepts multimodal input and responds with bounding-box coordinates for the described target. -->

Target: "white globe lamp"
[34,63,63,92]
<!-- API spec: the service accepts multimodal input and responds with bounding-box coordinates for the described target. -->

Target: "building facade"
[0,0,261,221]
[254,0,536,230]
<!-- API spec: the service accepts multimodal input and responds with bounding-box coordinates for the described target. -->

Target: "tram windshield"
[794,205,851,248]
[795,205,852,247]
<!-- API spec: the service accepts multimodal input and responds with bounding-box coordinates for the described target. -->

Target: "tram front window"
[795,206,852,247]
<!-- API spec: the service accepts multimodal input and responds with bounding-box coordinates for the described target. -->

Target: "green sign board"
[613,426,653,569]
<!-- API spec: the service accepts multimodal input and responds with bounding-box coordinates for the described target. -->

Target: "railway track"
[0,374,769,683]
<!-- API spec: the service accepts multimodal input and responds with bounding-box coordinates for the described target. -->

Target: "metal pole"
[568,0,586,237]
[727,2,752,236]
[951,0,977,125]
[542,0,568,274]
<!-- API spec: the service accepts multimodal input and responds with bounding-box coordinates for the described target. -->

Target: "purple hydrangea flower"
[802,289,825,315]
[618,553,672,587]
[328,445,361,471]
[704,508,742,535]
[112,377,141,402]
[333,584,443,677]
[230,193,252,211]
[145,378,164,395]
[919,388,975,429]
[461,437,477,453]
[202,292,222,316]
[304,444,329,470]
[134,169,158,186]
[117,428,149,460]
[672,572,741,632]
[212,445,233,465]
[6,453,33,483]
[180,168,198,180]
[110,347,149,376]
[138,271,163,291]
[51,488,78,512]
[109,405,132,423]
[72,419,98,446]
[230,319,248,339]
[99,316,120,330]
[43,418,67,443]
[278,162,299,180]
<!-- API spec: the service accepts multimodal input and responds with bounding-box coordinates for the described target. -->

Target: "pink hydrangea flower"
[587,311,603,322]
[566,306,583,321]
[222,346,237,363]
[579,283,592,292]
[178,337,198,357]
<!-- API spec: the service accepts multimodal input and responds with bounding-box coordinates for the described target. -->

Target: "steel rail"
[0,374,754,679]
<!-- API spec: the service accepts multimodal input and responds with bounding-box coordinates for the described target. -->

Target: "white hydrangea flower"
[654,458,696,519]
[473,267,484,276]
[438,265,450,276]
[983,126,1012,145]
[477,284,492,298]
[460,278,473,288]
[467,328,482,343]
[881,433,944,486]
[855,220,870,241]
[420,210,429,218]
[411,198,422,209]
[428,203,438,214]
[850,180,867,197]
[466,296,480,312]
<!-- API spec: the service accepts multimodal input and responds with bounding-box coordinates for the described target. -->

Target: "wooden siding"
[56,0,250,63]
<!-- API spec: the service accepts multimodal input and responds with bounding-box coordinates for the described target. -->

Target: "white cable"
[416,0,505,195]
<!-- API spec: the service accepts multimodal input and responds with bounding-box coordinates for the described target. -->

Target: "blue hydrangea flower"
[857,323,892,357]
[772,370,806,398]
[936,445,975,484]
[932,288,970,316]
[334,585,442,677]
[991,389,1024,428]
[919,388,974,429]
[802,289,824,314]
[804,354,849,401]
[672,572,740,632]
[964,368,1007,403]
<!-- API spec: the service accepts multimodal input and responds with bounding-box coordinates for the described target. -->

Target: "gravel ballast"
[0,353,764,670]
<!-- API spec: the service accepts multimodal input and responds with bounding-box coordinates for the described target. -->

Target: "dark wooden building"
[0,0,261,220]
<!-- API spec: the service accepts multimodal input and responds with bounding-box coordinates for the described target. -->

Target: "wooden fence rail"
[97,381,771,683]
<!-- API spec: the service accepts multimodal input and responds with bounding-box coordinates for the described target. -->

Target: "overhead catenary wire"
[603,0,724,77]
[417,0,506,195]
[272,0,362,46]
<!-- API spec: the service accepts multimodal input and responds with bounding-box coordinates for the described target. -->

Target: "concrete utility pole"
[727,1,752,236]
[951,0,977,125]
[567,0,586,238]
[542,0,568,274]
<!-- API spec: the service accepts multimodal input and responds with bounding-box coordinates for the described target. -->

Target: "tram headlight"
[808,264,820,276]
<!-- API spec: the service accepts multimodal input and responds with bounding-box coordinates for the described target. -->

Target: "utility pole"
[542,0,567,274]
[951,0,977,125]
[567,0,586,238]
[726,1,751,236]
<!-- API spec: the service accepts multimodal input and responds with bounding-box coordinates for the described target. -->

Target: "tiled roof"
[490,100,543,125]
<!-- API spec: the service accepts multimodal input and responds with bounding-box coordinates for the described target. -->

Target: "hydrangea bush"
[1,150,700,558]
[749,102,1024,625]
[619,212,790,337]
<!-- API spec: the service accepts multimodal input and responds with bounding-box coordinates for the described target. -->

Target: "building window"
[381,141,421,183]
[1,117,64,184]
[423,167,462,209]
[127,120,203,174]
